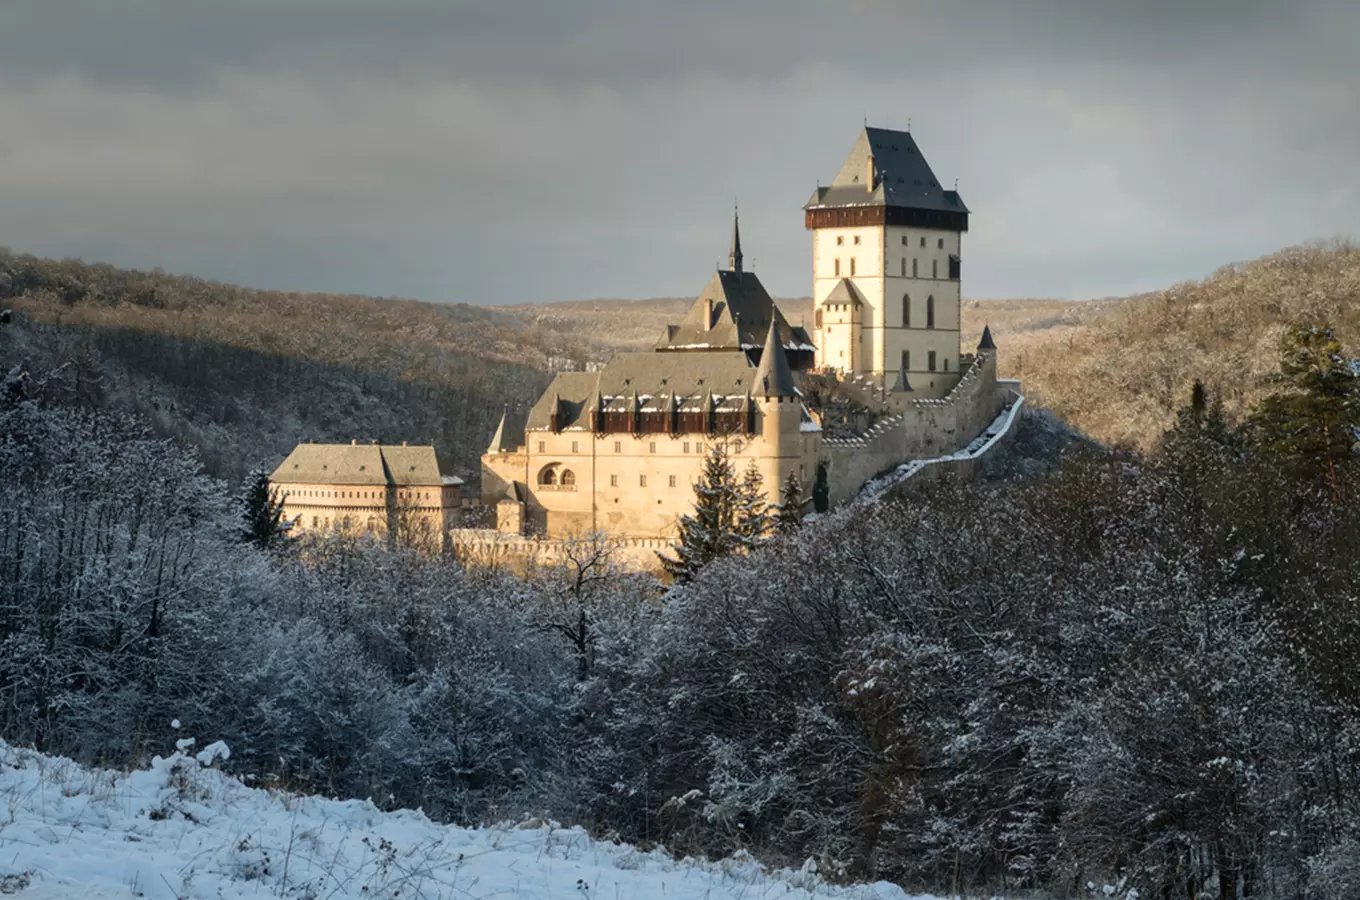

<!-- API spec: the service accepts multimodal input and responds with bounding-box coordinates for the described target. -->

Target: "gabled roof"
[805,127,968,215]
[486,409,526,454]
[656,269,813,353]
[753,321,798,398]
[819,278,865,308]
[525,351,761,431]
[270,443,461,487]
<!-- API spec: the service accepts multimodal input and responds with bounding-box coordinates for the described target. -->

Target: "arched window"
[560,469,576,487]
[902,293,910,328]
[926,295,935,329]
[538,465,558,486]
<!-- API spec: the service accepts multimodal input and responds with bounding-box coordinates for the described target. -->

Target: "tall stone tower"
[805,127,969,398]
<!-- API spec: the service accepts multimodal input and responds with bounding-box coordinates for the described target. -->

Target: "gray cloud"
[0,1,1356,304]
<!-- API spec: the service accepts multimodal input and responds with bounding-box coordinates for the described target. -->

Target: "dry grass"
[971,241,1360,450]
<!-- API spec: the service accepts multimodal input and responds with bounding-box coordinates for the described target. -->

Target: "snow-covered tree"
[659,443,738,582]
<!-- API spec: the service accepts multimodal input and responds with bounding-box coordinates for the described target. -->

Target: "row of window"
[816,294,937,329]
[833,258,945,278]
[536,440,714,455]
[538,465,683,490]
[835,234,947,250]
[900,350,947,373]
[288,488,436,502]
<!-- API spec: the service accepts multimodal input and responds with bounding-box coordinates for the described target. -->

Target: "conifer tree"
[240,467,286,550]
[733,461,773,551]
[1246,323,1360,495]
[659,443,737,582]
[812,461,830,513]
[776,471,803,534]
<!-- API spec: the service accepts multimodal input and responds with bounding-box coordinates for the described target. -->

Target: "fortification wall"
[822,351,1007,506]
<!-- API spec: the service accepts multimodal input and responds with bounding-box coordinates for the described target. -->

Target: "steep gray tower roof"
[754,320,798,397]
[486,409,524,454]
[728,207,743,273]
[805,127,969,231]
[978,324,996,351]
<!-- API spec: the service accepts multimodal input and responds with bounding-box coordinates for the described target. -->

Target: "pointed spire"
[978,324,996,351]
[486,408,509,454]
[754,320,797,398]
[728,205,743,273]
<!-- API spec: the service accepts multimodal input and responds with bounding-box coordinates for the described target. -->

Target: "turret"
[728,206,743,273]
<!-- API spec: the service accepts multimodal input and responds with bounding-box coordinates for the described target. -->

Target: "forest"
[5,303,1360,899]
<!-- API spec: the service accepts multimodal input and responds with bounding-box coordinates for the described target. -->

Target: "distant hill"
[0,252,560,487]
[5,241,1352,486]
[983,241,1360,450]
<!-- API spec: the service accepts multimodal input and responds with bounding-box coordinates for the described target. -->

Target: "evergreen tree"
[240,467,286,550]
[775,471,803,534]
[658,443,737,582]
[812,461,830,513]
[1246,323,1360,494]
[733,461,773,551]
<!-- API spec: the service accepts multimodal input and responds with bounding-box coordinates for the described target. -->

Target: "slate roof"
[819,278,866,308]
[804,127,969,214]
[978,324,996,351]
[486,410,526,454]
[656,269,814,353]
[270,443,462,487]
[753,321,798,397]
[525,351,761,431]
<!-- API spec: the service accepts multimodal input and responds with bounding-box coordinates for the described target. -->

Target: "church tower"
[805,127,969,397]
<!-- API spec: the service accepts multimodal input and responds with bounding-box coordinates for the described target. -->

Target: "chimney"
[705,296,714,330]
[401,441,408,446]
[350,439,357,445]
[866,154,876,191]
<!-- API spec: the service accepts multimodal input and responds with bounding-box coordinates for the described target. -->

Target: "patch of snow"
[0,740,939,900]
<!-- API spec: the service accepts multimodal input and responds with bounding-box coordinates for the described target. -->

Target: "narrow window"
[901,235,907,246]
[920,237,926,248]
[814,310,823,328]
[639,474,647,487]
[927,295,935,329]
[853,235,861,245]
[901,349,910,372]
[932,259,938,279]
[649,441,657,454]
[901,258,906,277]
[683,441,690,453]
[938,238,945,249]
[836,235,844,246]
[537,440,545,453]
[610,474,618,487]
[850,258,856,276]
[902,294,910,327]
[571,440,579,453]
[669,475,678,488]
[912,258,918,278]
[928,351,937,372]
[834,258,840,276]
[944,358,950,372]
[614,440,621,453]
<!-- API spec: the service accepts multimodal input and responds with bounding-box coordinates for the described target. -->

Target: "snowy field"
[0,739,938,900]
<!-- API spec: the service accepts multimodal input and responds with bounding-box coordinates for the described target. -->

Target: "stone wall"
[822,351,1007,506]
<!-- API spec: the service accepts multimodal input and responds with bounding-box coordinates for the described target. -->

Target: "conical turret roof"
[978,324,996,351]
[753,321,797,397]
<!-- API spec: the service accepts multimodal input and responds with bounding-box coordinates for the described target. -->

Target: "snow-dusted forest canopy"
[7,322,1360,898]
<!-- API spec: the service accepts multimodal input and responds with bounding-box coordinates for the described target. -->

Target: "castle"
[478,126,1017,547]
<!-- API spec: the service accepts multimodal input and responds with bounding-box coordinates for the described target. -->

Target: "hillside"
[984,241,1360,450]
[0,739,925,900]
[0,252,566,487]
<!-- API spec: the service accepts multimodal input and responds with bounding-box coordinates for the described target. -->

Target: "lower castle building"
[479,126,1018,548]
[270,441,464,544]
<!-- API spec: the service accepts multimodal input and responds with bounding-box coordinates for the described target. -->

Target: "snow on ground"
[0,739,937,900]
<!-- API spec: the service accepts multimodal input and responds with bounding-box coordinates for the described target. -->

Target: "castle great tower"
[805,127,968,397]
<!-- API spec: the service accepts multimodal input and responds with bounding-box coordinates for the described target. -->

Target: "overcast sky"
[1,0,1356,305]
